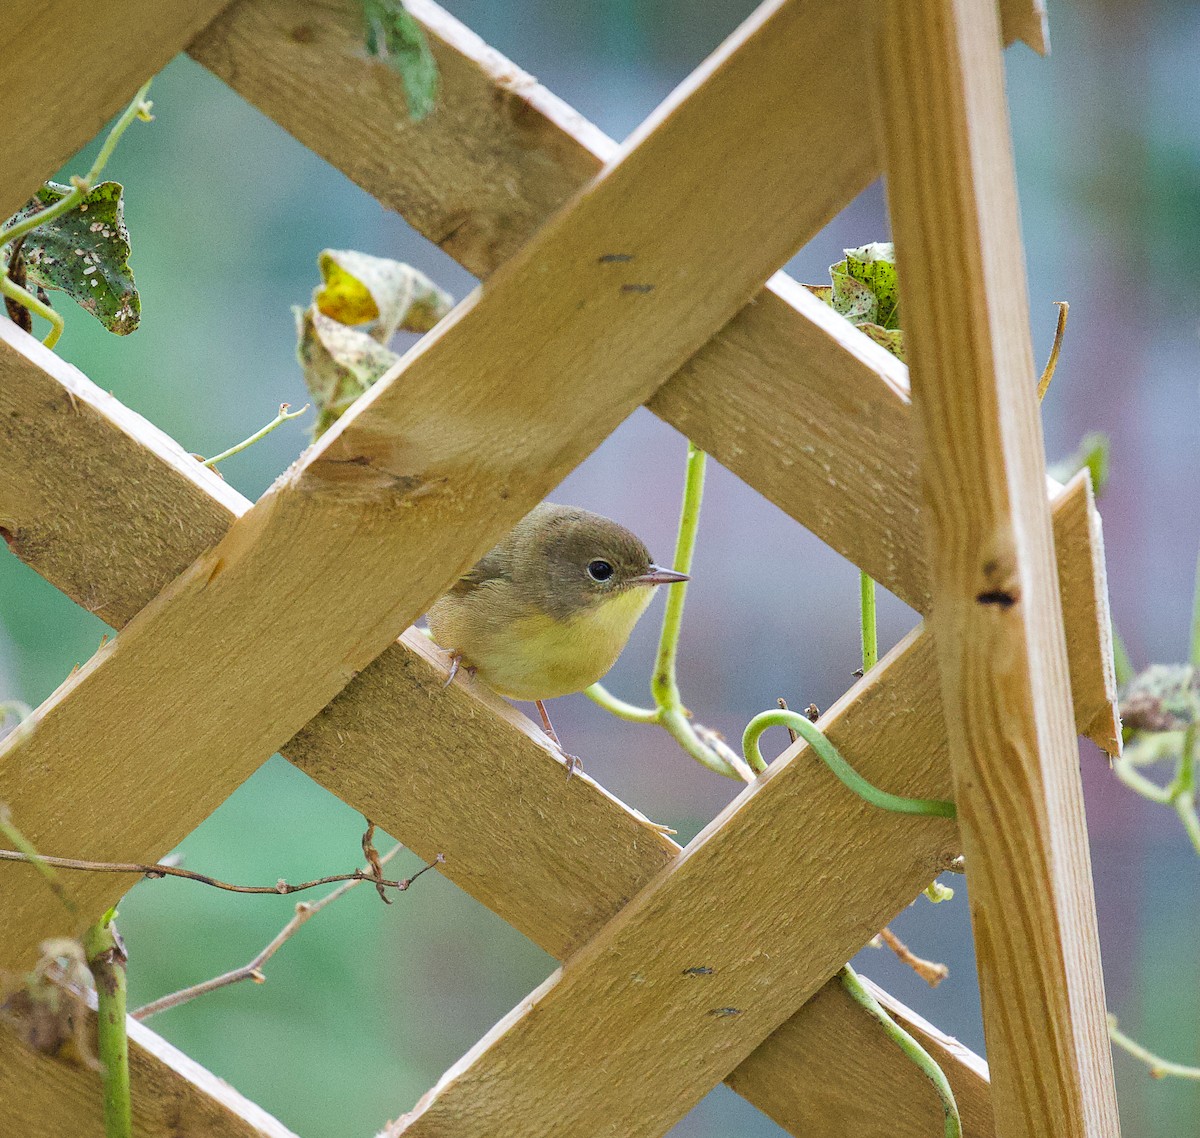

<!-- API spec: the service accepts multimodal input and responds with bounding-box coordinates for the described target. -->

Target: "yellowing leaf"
[314,250,453,342]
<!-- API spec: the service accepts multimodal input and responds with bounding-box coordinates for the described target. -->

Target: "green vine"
[0,80,152,348]
[588,441,753,781]
[840,967,962,1138]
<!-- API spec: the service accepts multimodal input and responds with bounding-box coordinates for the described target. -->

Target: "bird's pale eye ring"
[587,559,615,582]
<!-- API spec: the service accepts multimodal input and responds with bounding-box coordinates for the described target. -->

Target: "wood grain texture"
[386,624,960,1138]
[878,2,1120,1136]
[0,326,984,1137]
[191,0,1038,269]
[727,974,993,1138]
[190,0,1117,749]
[0,0,870,963]
[0,1,232,219]
[651,281,1121,753]
[0,1012,296,1138]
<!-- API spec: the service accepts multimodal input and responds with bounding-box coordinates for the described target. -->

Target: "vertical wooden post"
[876,2,1121,1136]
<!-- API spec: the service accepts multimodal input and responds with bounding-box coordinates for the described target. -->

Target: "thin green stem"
[840,966,961,1138]
[0,699,33,725]
[1189,549,1200,669]
[662,707,750,780]
[0,81,153,253]
[586,683,659,724]
[84,910,131,1138]
[203,403,309,468]
[743,709,956,818]
[588,439,746,781]
[651,442,705,709]
[860,571,878,674]
[0,272,63,347]
[1174,789,1200,856]
[1109,1014,1200,1081]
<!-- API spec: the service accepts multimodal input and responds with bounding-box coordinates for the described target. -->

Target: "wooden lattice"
[0,1,1124,1136]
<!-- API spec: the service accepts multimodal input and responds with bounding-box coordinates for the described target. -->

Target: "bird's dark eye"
[587,559,614,582]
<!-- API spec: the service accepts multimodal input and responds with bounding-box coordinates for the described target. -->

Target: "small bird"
[427,503,688,771]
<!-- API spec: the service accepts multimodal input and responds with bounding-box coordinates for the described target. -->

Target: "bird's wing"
[450,544,513,596]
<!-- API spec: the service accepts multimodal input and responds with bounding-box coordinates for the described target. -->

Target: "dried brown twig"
[874,926,949,988]
[0,846,442,897]
[132,843,440,1020]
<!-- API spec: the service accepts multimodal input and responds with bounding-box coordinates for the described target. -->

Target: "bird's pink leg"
[535,699,582,779]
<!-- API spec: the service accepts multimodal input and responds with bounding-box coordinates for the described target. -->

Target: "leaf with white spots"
[8,181,139,335]
[295,305,401,437]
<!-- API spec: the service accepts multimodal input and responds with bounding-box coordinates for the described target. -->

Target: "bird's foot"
[560,751,584,780]
[442,653,476,689]
[534,699,582,779]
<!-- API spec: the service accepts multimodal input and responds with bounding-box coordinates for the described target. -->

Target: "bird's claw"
[561,752,583,780]
[442,653,475,690]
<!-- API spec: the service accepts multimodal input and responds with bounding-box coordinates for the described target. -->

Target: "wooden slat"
[0,1,232,219]
[1,1011,297,1138]
[190,0,1117,752]
[0,325,987,1136]
[0,0,869,963]
[1000,0,1048,54]
[727,974,993,1138]
[386,624,960,1138]
[190,0,1038,265]
[877,2,1120,1136]
[652,280,1121,754]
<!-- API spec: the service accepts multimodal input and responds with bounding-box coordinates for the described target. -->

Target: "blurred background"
[1,1,1198,1134]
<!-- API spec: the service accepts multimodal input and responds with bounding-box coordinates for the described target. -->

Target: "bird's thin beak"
[634,565,690,587]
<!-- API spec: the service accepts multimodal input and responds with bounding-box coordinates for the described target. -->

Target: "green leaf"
[1048,431,1110,498]
[314,250,453,342]
[828,264,876,321]
[295,305,401,437]
[8,181,139,335]
[842,242,900,329]
[806,241,904,361]
[361,0,438,121]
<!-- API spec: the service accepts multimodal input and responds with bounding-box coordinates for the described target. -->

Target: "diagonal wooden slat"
[190,0,1118,752]
[383,624,962,1138]
[0,327,993,1135]
[1,1008,298,1138]
[728,974,994,1138]
[189,0,1042,275]
[0,1,233,219]
[878,1,1120,1135]
[0,0,870,964]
